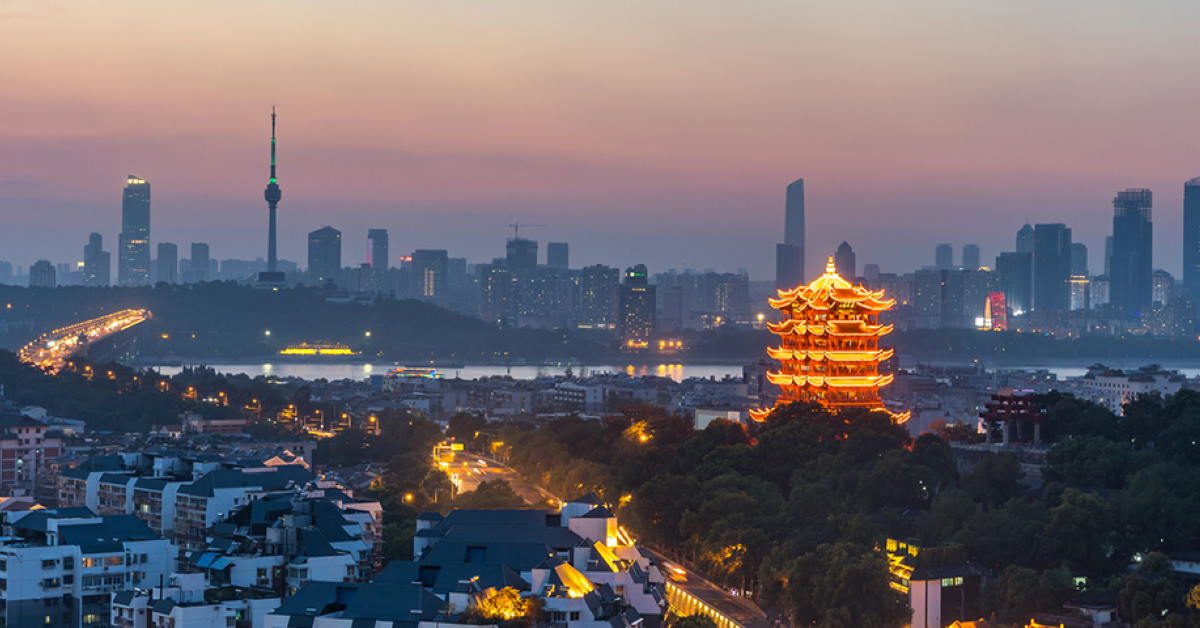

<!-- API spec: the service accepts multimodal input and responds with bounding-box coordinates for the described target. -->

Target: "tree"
[1043,488,1117,574]
[1120,553,1183,624]
[961,453,1022,509]
[983,565,1074,622]
[673,615,717,628]
[447,480,526,511]
[1045,436,1140,490]
[776,541,910,627]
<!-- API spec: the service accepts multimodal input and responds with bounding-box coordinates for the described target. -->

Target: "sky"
[3,1,1200,279]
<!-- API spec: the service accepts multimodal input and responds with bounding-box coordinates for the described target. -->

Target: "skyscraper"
[618,264,656,347]
[505,238,538,271]
[1070,242,1088,276]
[263,108,282,277]
[83,233,110,287]
[834,241,856,279]
[156,243,178,284]
[935,244,953,270]
[307,226,342,285]
[996,252,1033,316]
[1110,188,1153,316]
[189,243,211,283]
[1033,223,1072,313]
[776,178,805,288]
[547,242,569,269]
[579,264,619,328]
[962,244,981,271]
[368,229,389,270]
[29,260,56,288]
[411,249,448,300]
[1104,235,1113,276]
[1183,178,1200,302]
[1016,224,1035,254]
[1152,269,1174,306]
[118,175,151,286]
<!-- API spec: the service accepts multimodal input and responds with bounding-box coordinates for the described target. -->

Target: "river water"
[144,361,1200,383]
[146,362,747,383]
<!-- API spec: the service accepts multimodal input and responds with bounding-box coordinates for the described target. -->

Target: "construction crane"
[508,222,545,239]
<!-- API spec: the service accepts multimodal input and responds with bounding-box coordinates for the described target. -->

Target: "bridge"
[17,309,152,373]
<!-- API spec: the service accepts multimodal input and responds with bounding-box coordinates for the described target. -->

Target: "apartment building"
[0,507,173,628]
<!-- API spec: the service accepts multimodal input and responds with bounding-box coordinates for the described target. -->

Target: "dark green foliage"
[772,541,912,627]
[983,565,1075,623]
[671,615,716,628]
[960,453,1022,509]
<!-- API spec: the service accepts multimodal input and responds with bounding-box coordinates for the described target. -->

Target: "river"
[145,362,747,383]
[143,360,1200,383]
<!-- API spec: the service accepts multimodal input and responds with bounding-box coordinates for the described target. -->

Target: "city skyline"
[5,2,1200,276]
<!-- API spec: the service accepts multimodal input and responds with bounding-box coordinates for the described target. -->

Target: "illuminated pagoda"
[749,256,909,423]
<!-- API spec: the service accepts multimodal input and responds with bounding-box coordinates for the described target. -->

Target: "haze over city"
[5,1,1200,276]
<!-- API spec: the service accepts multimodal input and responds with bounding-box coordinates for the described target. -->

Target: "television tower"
[264,107,282,273]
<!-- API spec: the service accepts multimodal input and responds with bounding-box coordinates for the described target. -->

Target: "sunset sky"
[4,1,1200,278]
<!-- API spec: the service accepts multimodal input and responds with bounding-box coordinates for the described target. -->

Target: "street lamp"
[264,330,271,337]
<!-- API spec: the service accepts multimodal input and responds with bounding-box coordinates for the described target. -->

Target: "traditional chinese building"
[749,257,909,423]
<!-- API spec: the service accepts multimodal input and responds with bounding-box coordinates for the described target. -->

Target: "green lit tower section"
[264,107,282,274]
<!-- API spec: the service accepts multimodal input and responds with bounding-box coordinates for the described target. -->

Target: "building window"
[940,576,964,587]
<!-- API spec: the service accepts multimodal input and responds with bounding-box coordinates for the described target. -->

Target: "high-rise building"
[1091,275,1111,308]
[547,242,569,269]
[1110,188,1153,317]
[962,244,981,271]
[308,226,342,285]
[1016,224,1035,254]
[156,242,178,284]
[776,179,805,287]
[188,243,211,283]
[1152,269,1174,306]
[1183,178,1200,302]
[29,260,56,288]
[963,269,998,325]
[579,264,619,328]
[834,241,856,279]
[1069,275,1090,311]
[411,249,448,299]
[776,244,804,289]
[935,243,953,270]
[996,252,1033,316]
[368,229,389,270]
[118,174,151,286]
[83,233,110,287]
[505,238,538,271]
[1070,242,1088,276]
[785,179,805,248]
[1033,224,1072,314]
[1104,235,1113,276]
[262,108,283,281]
[618,264,655,348]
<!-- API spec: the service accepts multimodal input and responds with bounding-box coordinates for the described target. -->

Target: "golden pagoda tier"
[749,256,910,424]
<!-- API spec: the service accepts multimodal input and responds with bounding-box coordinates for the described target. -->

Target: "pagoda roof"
[765,372,895,388]
[767,320,894,337]
[770,257,895,311]
[767,347,895,362]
